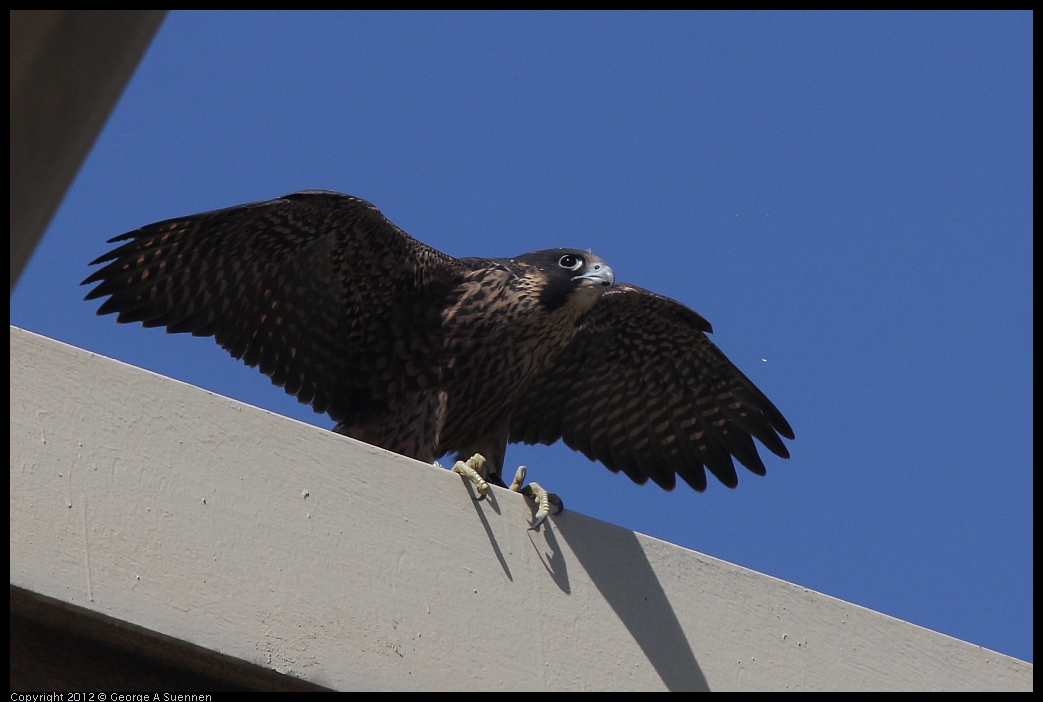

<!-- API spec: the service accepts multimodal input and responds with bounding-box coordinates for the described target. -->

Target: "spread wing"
[509,283,794,491]
[83,190,469,425]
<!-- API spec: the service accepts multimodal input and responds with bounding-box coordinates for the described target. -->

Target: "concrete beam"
[10,326,1033,691]
[10,11,166,293]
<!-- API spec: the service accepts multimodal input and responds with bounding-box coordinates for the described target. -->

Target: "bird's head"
[512,249,615,313]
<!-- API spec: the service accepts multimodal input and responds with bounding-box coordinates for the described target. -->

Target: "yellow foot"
[509,466,564,530]
[452,453,490,500]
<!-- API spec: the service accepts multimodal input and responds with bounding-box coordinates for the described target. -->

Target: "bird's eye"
[558,255,582,271]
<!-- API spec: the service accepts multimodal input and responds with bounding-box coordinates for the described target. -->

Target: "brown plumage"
[83,190,793,491]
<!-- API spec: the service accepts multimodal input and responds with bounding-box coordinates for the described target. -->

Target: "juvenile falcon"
[83,190,794,525]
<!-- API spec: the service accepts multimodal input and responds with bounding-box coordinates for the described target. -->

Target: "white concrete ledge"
[10,326,1033,691]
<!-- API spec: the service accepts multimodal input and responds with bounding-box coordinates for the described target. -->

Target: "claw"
[521,481,564,531]
[509,465,527,492]
[452,453,489,500]
[460,459,564,529]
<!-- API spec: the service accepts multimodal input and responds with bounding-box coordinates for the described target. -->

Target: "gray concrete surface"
[10,11,166,292]
[10,326,1033,690]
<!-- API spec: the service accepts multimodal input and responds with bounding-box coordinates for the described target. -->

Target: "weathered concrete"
[10,326,1033,690]
[10,11,166,292]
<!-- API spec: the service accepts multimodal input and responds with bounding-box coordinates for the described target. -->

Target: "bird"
[82,190,794,526]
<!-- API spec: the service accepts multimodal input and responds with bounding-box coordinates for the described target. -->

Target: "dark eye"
[558,254,582,270]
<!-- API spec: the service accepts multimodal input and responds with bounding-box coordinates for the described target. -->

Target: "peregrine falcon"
[82,190,794,525]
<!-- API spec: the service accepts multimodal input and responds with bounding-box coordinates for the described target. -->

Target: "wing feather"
[510,283,793,490]
[83,190,468,425]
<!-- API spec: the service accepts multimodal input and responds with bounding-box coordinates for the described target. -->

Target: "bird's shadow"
[463,479,706,690]
[551,511,710,692]
[463,478,572,593]
[527,518,571,595]
[460,476,513,582]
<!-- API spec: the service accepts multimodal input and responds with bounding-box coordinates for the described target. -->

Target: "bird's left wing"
[509,283,794,491]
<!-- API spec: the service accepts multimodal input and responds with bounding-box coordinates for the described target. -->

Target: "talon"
[466,453,487,475]
[523,481,556,530]
[452,453,489,499]
[549,493,564,515]
[509,465,527,492]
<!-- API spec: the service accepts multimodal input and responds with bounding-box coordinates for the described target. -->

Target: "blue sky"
[11,12,1032,663]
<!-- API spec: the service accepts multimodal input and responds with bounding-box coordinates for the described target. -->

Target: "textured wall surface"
[10,327,1033,691]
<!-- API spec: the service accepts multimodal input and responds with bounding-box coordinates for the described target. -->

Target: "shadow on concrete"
[11,586,329,691]
[527,518,571,594]
[460,476,513,581]
[553,512,710,692]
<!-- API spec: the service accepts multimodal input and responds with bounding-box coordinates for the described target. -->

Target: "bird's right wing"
[83,190,469,424]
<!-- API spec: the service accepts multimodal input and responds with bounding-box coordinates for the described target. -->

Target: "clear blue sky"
[11,11,1032,663]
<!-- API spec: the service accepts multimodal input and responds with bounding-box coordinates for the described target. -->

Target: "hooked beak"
[573,263,614,287]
